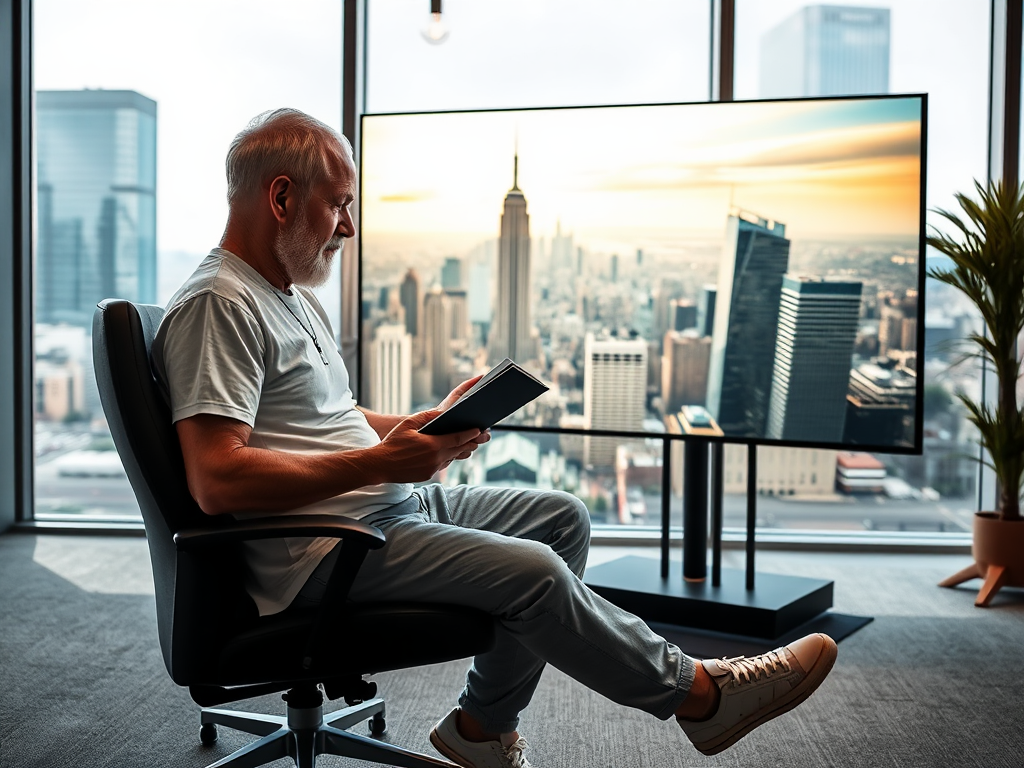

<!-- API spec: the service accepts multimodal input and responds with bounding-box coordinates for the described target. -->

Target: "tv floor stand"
[584,437,834,640]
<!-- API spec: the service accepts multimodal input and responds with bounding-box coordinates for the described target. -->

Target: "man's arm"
[357,408,404,439]
[176,410,484,516]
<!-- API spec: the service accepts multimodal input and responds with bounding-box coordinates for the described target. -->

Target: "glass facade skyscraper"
[36,90,157,326]
[706,210,791,437]
[766,276,863,443]
[759,5,891,98]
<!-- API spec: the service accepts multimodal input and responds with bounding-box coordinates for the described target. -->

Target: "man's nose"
[337,211,355,238]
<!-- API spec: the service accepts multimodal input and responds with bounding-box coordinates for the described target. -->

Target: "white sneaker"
[678,632,838,756]
[429,708,533,768]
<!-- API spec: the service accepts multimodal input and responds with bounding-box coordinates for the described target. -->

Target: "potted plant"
[928,179,1024,606]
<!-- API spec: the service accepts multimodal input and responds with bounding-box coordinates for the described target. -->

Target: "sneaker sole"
[691,633,839,756]
[429,727,475,768]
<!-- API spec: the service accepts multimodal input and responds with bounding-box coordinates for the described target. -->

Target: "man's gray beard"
[274,217,339,288]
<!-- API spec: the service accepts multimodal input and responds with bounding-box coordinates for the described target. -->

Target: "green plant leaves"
[927,179,1024,519]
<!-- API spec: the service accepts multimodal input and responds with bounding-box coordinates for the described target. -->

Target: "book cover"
[419,359,549,436]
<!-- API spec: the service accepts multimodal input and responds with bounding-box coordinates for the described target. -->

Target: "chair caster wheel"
[200,722,218,746]
[368,713,387,736]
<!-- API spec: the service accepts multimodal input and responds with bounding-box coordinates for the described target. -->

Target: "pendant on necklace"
[314,340,330,366]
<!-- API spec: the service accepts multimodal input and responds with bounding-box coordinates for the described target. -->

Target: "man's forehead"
[323,143,357,191]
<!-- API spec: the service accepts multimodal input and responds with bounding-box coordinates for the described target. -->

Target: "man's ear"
[268,175,294,225]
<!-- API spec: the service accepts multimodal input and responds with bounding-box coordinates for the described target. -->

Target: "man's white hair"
[225,108,353,205]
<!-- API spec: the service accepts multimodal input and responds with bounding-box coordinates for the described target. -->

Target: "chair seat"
[213,602,496,687]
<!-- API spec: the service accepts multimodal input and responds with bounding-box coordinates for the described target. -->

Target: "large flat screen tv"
[359,95,926,454]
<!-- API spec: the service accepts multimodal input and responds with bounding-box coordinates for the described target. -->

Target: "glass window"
[734,0,990,535]
[366,0,712,113]
[363,1,712,528]
[32,0,343,520]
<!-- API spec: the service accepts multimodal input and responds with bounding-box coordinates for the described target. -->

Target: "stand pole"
[683,437,709,582]
[746,445,757,591]
[711,442,724,588]
[660,437,671,579]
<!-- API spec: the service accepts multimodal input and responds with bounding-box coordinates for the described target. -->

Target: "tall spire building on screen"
[490,152,533,364]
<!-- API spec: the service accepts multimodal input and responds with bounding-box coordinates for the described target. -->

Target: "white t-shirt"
[152,248,413,615]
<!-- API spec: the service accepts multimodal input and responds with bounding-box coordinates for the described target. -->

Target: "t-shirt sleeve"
[158,292,267,426]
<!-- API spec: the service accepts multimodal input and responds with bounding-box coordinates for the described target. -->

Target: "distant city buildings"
[369,324,412,416]
[661,330,712,412]
[707,209,791,437]
[844,359,916,446]
[36,89,157,326]
[35,353,86,422]
[835,451,887,494]
[490,154,533,364]
[698,285,717,337]
[669,299,698,331]
[445,289,469,342]
[423,288,453,400]
[441,257,462,290]
[766,276,862,442]
[759,4,891,98]
[583,334,647,467]
[399,268,421,339]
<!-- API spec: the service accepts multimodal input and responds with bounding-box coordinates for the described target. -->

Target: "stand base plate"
[584,556,834,640]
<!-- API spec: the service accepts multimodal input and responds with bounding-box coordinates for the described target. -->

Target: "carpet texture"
[2,534,1023,768]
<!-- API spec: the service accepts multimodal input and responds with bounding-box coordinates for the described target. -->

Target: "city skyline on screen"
[360,96,924,456]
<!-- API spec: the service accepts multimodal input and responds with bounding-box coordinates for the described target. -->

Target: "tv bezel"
[357,93,929,456]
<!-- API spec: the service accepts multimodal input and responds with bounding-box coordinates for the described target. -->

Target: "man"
[152,108,837,768]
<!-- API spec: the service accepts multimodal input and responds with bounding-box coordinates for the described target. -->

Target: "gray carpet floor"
[2,533,1023,768]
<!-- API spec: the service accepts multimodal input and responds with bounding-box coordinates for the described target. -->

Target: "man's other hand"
[438,375,483,411]
[375,410,490,482]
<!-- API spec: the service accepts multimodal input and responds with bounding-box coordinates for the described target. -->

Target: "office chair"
[92,299,496,768]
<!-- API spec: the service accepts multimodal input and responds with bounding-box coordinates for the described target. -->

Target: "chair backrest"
[92,299,256,683]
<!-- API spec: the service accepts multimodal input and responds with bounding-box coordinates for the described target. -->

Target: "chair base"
[199,686,460,768]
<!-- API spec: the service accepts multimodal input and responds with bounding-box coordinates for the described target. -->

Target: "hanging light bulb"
[422,0,449,45]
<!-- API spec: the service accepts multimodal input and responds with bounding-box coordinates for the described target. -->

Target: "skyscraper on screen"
[765,276,862,442]
[706,209,791,437]
[36,89,157,326]
[759,5,890,98]
[662,330,712,412]
[490,154,532,364]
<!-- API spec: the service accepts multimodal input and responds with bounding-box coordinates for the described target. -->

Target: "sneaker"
[677,632,838,756]
[429,708,533,768]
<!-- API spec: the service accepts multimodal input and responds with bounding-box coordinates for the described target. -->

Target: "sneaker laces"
[716,649,791,685]
[503,736,532,768]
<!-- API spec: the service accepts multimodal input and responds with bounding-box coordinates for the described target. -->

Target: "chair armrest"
[172,514,386,552]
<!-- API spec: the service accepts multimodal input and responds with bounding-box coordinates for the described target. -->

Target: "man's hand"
[375,409,490,482]
[438,375,483,411]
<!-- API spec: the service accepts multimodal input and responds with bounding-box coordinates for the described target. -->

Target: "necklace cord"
[273,291,330,366]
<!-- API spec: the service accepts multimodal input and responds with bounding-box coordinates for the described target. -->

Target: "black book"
[419,358,549,436]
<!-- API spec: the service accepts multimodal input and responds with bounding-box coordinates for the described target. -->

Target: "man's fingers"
[403,409,443,428]
[448,427,482,446]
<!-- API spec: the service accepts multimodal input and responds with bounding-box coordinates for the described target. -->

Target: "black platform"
[584,555,834,640]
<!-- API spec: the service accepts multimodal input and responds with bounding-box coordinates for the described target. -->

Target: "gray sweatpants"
[296,483,695,733]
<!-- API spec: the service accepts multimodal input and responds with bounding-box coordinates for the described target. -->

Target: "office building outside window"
[735,0,989,535]
[37,90,157,326]
[33,0,343,521]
